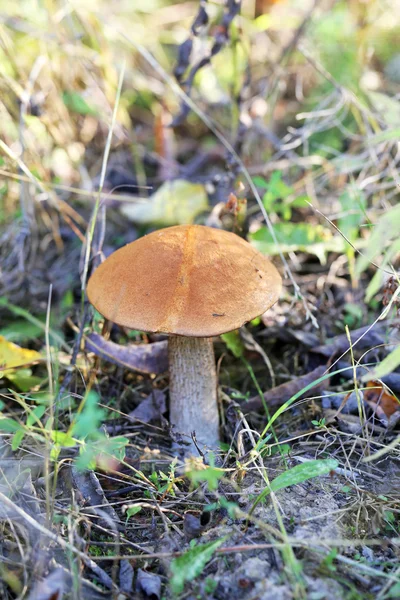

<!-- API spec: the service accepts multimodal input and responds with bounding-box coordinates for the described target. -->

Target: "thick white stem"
[168,336,219,455]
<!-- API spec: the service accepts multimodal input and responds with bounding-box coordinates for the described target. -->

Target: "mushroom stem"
[168,335,219,455]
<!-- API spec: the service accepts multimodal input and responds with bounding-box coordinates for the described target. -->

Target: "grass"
[1,0,400,598]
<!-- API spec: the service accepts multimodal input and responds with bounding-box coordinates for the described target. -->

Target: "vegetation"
[1,0,400,598]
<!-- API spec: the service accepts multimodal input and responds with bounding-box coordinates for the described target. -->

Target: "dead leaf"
[312,323,390,358]
[128,389,167,423]
[136,568,162,600]
[119,560,134,594]
[323,408,388,435]
[65,466,119,529]
[363,381,400,425]
[183,511,204,540]
[85,334,168,374]
[245,366,327,412]
[27,564,112,599]
[26,567,67,600]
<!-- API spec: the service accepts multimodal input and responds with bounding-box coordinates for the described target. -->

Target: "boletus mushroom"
[87,225,281,456]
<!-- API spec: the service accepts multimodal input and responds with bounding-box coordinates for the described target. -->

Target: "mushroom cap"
[87,225,282,337]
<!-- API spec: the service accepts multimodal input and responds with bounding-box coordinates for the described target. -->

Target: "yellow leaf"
[0,336,41,390]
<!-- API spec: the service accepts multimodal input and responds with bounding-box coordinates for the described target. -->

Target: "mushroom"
[87,225,281,456]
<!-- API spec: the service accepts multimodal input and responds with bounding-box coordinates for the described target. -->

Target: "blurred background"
[1,0,399,319]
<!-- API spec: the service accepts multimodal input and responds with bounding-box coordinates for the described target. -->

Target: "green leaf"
[367,128,400,144]
[6,371,43,392]
[72,391,106,439]
[0,417,23,433]
[11,429,25,450]
[170,538,225,594]
[75,444,97,471]
[0,320,44,343]
[0,298,68,351]
[50,445,61,461]
[187,454,224,491]
[249,222,343,264]
[311,5,360,90]
[74,434,129,471]
[249,459,338,517]
[50,430,78,447]
[62,91,97,116]
[204,497,240,518]
[252,176,269,189]
[270,443,291,456]
[221,330,244,358]
[262,171,293,206]
[254,173,306,221]
[387,582,400,599]
[26,405,47,428]
[270,459,338,492]
[366,91,400,127]
[356,204,400,276]
[126,505,142,520]
[188,463,224,492]
[361,346,400,382]
[338,187,366,243]
[102,435,129,462]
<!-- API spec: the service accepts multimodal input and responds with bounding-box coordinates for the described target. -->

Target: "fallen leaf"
[136,568,162,600]
[0,336,42,390]
[183,511,204,540]
[120,179,208,226]
[67,466,119,528]
[28,564,114,599]
[26,567,67,600]
[85,333,168,374]
[363,381,400,424]
[128,389,167,423]
[245,366,327,412]
[119,560,134,594]
[312,322,389,358]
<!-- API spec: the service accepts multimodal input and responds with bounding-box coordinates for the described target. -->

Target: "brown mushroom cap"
[87,225,282,337]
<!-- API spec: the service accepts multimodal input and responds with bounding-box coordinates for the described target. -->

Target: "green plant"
[337,185,367,288]
[254,172,307,221]
[204,577,218,594]
[186,454,224,492]
[0,389,129,470]
[149,457,180,496]
[170,538,225,595]
[311,417,326,429]
[356,203,400,301]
